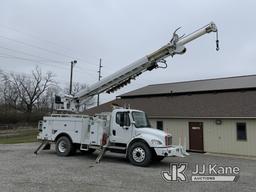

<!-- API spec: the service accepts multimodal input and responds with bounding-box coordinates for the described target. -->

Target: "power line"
[0,54,97,80]
[0,25,102,67]
[0,25,77,55]
[0,54,70,69]
[0,36,102,73]
[74,63,98,73]
[0,28,109,74]
[75,60,117,75]
[0,45,99,74]
[0,45,102,75]
[0,34,76,60]
[0,31,110,81]
[0,54,51,63]
[0,46,67,64]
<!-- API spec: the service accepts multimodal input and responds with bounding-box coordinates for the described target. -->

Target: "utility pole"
[97,58,102,106]
[69,60,77,95]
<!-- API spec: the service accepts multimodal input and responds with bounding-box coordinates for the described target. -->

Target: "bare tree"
[8,67,55,113]
[0,72,19,111]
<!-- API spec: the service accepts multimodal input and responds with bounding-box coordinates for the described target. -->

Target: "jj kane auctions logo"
[162,163,240,182]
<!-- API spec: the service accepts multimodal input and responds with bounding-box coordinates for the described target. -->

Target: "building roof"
[85,75,256,118]
[85,90,256,118]
[119,75,256,98]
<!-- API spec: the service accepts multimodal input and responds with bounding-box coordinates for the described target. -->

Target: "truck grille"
[165,135,172,146]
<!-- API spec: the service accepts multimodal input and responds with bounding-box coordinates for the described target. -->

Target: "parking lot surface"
[0,143,255,192]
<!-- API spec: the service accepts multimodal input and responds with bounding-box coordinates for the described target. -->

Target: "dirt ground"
[0,143,255,192]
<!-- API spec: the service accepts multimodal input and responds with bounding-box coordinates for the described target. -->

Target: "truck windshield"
[131,111,151,128]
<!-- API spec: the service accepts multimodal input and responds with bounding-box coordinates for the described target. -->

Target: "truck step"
[80,144,89,151]
[107,146,126,150]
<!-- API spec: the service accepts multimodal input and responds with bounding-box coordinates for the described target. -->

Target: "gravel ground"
[0,143,255,192]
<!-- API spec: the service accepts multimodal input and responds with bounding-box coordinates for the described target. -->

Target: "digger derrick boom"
[61,22,218,111]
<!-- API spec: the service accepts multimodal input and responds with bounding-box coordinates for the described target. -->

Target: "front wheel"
[128,142,152,167]
[55,136,74,156]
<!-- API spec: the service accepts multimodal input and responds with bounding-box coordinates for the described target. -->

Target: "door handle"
[112,130,116,136]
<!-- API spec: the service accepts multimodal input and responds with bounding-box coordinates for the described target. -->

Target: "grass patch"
[0,128,38,144]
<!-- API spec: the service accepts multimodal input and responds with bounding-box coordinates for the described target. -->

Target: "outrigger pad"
[43,143,51,150]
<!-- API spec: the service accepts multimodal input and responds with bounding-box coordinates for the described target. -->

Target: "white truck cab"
[37,108,188,166]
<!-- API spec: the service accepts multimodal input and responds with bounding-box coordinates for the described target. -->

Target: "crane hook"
[216,30,220,51]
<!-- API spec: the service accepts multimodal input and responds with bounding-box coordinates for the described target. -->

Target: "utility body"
[36,22,219,166]
[38,108,186,166]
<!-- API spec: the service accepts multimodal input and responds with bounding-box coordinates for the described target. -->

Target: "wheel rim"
[132,147,145,163]
[58,140,67,153]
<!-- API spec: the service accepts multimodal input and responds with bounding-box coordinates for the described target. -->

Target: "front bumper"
[154,145,189,157]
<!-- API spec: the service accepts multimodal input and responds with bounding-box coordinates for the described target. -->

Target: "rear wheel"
[56,136,74,156]
[128,142,152,167]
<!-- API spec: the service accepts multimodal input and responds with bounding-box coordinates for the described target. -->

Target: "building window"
[236,122,247,141]
[156,121,163,130]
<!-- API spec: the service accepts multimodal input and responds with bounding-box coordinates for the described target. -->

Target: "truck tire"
[128,142,152,167]
[56,136,74,156]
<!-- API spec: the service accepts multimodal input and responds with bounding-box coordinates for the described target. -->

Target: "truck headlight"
[151,139,162,145]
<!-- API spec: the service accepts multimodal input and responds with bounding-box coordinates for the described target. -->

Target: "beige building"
[86,75,256,157]
[149,119,256,156]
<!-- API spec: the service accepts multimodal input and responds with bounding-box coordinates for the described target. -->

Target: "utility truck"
[36,22,219,166]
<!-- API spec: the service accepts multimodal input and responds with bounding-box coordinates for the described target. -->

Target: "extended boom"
[58,22,218,111]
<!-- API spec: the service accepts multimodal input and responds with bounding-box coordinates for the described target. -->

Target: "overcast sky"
[0,0,256,104]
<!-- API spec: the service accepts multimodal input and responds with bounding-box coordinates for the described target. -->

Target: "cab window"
[131,111,150,128]
[116,112,130,126]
